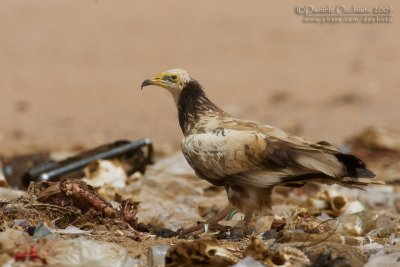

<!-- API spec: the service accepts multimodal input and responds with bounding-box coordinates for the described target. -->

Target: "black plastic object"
[22,138,153,187]
[2,153,51,189]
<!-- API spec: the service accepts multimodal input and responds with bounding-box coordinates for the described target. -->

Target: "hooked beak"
[141,79,153,90]
[141,73,166,90]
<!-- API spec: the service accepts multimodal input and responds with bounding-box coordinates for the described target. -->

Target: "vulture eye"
[171,75,177,80]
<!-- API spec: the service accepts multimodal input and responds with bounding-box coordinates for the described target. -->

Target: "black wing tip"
[335,153,366,168]
[355,168,376,178]
[335,153,377,178]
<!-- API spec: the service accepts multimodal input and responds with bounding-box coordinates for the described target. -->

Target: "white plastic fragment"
[310,198,328,210]
[123,257,141,267]
[136,153,207,230]
[147,152,194,177]
[148,245,170,267]
[343,201,364,214]
[362,242,384,255]
[47,238,129,267]
[232,257,265,267]
[333,211,378,236]
[13,219,31,229]
[53,225,92,236]
[252,215,274,233]
[82,159,127,188]
[31,223,92,238]
[0,187,27,202]
[365,250,400,267]
[0,163,9,187]
[32,222,55,240]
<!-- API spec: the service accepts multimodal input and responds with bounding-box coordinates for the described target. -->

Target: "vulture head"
[141,69,193,104]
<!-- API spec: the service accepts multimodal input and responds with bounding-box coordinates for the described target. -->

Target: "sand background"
[0,0,399,155]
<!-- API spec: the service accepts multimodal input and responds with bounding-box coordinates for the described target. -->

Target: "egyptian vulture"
[141,69,378,235]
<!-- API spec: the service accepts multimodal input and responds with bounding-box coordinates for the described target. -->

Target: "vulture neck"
[177,80,225,136]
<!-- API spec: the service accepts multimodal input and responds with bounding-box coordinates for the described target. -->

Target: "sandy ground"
[0,0,399,155]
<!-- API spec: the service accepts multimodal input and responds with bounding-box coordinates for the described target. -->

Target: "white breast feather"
[181,130,267,179]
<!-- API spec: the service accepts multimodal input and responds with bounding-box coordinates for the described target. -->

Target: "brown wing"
[228,138,348,188]
[182,126,348,188]
[183,117,376,189]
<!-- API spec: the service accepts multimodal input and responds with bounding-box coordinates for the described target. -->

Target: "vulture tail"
[334,153,375,178]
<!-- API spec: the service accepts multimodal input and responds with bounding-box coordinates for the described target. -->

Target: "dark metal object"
[1,153,51,189]
[21,138,153,187]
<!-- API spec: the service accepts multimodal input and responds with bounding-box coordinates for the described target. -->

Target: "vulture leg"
[179,204,235,236]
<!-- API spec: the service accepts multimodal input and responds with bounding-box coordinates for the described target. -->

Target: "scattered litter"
[348,127,400,154]
[0,228,46,266]
[53,225,92,236]
[1,139,153,189]
[0,187,28,202]
[1,132,400,266]
[334,211,378,236]
[13,219,32,230]
[309,252,350,267]
[365,249,400,266]
[83,159,128,188]
[135,153,213,231]
[303,242,364,267]
[286,210,330,234]
[253,215,274,233]
[31,222,55,240]
[165,238,238,267]
[48,238,129,267]
[307,188,365,217]
[0,161,9,188]
[244,237,310,267]
[1,152,50,188]
[148,245,170,267]
[232,257,265,267]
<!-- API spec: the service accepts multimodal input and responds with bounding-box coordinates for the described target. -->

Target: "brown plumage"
[141,69,380,231]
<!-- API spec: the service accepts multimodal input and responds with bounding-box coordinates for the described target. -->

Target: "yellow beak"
[141,73,165,90]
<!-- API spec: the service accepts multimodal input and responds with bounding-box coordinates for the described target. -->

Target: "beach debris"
[48,238,130,267]
[0,132,400,266]
[0,179,143,240]
[365,248,400,267]
[0,228,137,267]
[309,252,351,267]
[333,211,378,236]
[0,187,28,202]
[0,228,48,265]
[165,238,238,267]
[52,225,92,236]
[0,162,9,188]
[32,179,119,218]
[232,257,265,267]
[307,188,365,217]
[244,237,310,267]
[303,243,363,267]
[82,159,128,188]
[286,210,330,234]
[31,222,55,240]
[1,153,50,189]
[148,245,170,267]
[42,180,139,231]
[135,153,209,231]
[347,127,400,158]
[19,138,153,187]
